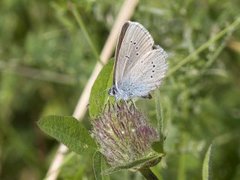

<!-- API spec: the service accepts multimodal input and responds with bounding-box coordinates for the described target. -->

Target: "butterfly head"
[108,85,128,101]
[108,86,117,96]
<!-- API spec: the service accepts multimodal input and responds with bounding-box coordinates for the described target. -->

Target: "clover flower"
[92,102,159,167]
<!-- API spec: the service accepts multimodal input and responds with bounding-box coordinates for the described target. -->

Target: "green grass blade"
[202,144,213,180]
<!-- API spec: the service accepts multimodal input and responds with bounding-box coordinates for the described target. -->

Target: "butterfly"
[108,21,168,100]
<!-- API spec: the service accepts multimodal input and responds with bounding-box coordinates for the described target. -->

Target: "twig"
[44,0,139,180]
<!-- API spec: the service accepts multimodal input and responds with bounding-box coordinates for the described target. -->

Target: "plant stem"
[69,2,102,64]
[140,168,158,180]
[155,90,164,137]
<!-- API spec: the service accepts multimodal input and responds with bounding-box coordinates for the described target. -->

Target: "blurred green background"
[0,0,240,179]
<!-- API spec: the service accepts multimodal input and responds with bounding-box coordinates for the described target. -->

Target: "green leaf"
[103,153,164,175]
[202,144,212,180]
[38,115,97,154]
[89,60,114,118]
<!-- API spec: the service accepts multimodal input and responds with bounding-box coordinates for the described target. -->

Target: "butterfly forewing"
[114,21,154,86]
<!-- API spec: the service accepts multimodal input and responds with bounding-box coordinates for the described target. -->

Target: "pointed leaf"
[89,60,114,118]
[103,153,164,175]
[38,115,97,154]
[202,144,212,180]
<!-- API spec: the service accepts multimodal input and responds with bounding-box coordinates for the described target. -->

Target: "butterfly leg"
[129,99,137,111]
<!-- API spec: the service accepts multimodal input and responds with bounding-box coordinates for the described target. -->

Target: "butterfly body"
[109,21,168,101]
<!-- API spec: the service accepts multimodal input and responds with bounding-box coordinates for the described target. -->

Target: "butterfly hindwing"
[119,48,168,97]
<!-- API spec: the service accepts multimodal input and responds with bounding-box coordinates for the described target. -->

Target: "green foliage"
[37,115,97,154]
[89,60,114,118]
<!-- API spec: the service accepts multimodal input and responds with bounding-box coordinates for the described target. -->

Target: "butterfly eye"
[112,88,116,95]
[109,87,116,95]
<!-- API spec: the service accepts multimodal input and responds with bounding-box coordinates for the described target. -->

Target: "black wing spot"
[136,53,139,56]
[153,65,155,67]
[130,40,133,43]
[136,47,139,49]
[151,76,153,78]
[151,62,153,64]
[152,70,155,72]
[134,42,136,45]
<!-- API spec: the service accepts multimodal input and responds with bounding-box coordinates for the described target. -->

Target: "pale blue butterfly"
[109,21,168,100]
